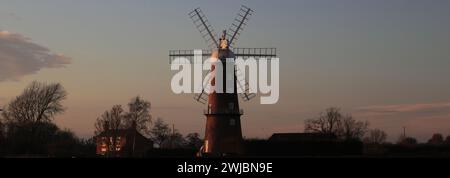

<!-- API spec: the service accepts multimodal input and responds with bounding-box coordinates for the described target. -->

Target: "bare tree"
[364,129,387,144]
[0,81,67,154]
[305,107,369,141]
[162,131,186,149]
[398,136,417,145]
[94,105,124,135]
[341,115,369,141]
[445,136,450,145]
[150,118,171,148]
[304,107,342,136]
[124,96,151,136]
[427,133,444,145]
[185,133,203,149]
[1,81,67,125]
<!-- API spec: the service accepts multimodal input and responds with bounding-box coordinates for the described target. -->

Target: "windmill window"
[230,119,236,126]
[228,103,234,110]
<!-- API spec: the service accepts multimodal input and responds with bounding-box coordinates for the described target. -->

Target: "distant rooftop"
[269,133,337,142]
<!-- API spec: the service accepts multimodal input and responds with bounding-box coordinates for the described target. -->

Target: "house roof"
[269,133,337,142]
[96,128,149,140]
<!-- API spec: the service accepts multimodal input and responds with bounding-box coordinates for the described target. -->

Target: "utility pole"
[403,126,406,138]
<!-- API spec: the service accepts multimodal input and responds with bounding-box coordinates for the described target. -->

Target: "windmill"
[169,5,277,156]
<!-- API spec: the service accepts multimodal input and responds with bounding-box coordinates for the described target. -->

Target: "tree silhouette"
[445,136,450,145]
[304,107,369,141]
[427,133,444,145]
[398,136,418,145]
[341,115,369,141]
[94,96,151,136]
[364,129,387,144]
[162,132,185,149]
[1,81,67,154]
[94,105,125,135]
[185,133,203,150]
[124,96,152,136]
[150,118,171,148]
[304,107,342,136]
[1,81,67,125]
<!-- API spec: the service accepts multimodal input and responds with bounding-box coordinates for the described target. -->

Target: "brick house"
[95,123,153,157]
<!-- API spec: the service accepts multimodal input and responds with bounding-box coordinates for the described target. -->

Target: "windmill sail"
[235,66,257,101]
[170,6,277,104]
[169,48,276,64]
[193,70,214,104]
[189,8,219,49]
[233,48,277,59]
[227,5,253,47]
[169,49,212,64]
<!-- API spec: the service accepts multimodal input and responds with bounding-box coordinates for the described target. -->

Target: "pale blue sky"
[1,0,450,142]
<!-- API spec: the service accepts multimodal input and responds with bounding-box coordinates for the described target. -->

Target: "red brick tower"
[203,40,244,156]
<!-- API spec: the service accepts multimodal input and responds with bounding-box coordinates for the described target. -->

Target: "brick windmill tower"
[169,5,277,156]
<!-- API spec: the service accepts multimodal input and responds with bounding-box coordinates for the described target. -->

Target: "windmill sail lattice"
[235,66,256,101]
[193,72,212,104]
[170,6,277,104]
[189,8,219,49]
[169,48,276,64]
[170,48,276,104]
[227,5,253,48]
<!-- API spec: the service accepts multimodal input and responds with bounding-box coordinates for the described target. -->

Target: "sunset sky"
[1,0,450,142]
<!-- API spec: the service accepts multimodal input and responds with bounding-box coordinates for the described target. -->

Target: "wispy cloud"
[353,102,450,141]
[356,102,450,115]
[0,30,71,81]
[405,114,450,132]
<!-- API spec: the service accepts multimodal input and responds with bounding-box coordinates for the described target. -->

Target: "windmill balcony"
[203,108,244,115]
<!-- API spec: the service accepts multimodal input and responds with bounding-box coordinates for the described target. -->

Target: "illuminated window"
[100,137,108,153]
